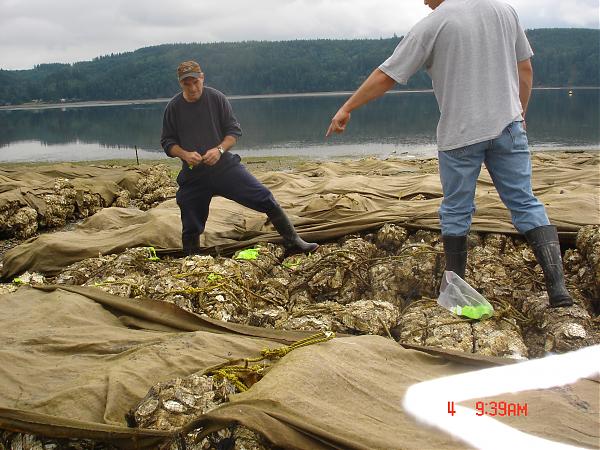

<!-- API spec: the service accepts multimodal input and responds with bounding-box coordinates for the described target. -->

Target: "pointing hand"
[326,108,351,137]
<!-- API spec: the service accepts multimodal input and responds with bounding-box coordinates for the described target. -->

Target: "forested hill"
[0,28,597,105]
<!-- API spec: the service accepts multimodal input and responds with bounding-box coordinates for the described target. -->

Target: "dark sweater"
[160,87,242,174]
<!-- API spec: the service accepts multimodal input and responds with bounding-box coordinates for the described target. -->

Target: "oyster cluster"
[125,372,268,450]
[0,432,117,450]
[567,225,600,304]
[131,164,177,210]
[0,164,176,242]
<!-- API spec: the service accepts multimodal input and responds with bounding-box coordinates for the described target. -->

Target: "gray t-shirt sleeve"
[378,33,430,85]
[508,5,533,61]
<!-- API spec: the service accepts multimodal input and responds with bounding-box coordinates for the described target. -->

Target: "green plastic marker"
[451,304,494,320]
[235,248,260,260]
[145,246,160,261]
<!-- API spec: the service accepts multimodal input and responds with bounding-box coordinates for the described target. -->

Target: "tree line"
[0,28,597,105]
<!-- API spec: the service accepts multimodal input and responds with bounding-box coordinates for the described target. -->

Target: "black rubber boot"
[267,206,319,254]
[525,225,573,307]
[182,233,201,256]
[442,235,467,279]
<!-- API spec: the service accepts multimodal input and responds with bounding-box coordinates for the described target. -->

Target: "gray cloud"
[0,0,597,70]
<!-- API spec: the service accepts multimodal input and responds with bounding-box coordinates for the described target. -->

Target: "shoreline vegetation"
[1,29,598,106]
[1,86,599,112]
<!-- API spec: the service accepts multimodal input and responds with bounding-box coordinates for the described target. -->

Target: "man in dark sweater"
[161,60,318,255]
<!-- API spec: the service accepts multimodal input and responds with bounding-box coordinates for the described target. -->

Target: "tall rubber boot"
[442,235,467,279]
[182,233,201,256]
[267,205,319,253]
[525,225,573,307]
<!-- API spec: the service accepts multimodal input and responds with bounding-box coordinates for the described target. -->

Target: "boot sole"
[285,244,319,256]
[549,297,574,308]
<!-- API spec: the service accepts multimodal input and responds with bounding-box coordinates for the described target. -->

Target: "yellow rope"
[249,330,335,361]
[207,331,335,392]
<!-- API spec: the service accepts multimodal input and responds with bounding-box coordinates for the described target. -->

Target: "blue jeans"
[438,121,550,236]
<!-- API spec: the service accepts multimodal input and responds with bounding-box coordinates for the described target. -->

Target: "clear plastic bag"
[437,271,494,320]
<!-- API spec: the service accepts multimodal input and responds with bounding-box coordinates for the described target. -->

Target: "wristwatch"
[217,145,225,155]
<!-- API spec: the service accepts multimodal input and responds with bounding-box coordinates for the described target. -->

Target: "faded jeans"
[438,121,550,236]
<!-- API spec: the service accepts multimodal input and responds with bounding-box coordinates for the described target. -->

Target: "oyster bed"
[2,224,598,450]
[0,164,176,243]
[46,224,599,355]
[1,155,598,450]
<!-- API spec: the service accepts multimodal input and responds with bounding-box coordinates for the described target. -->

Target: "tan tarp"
[0,163,143,195]
[0,163,145,223]
[2,153,599,279]
[0,285,597,449]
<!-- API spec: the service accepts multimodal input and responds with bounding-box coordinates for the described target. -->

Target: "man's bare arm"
[517,58,533,120]
[218,135,237,152]
[326,69,396,136]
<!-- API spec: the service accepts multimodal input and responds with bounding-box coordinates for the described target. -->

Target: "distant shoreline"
[0,147,597,167]
[0,147,597,166]
[1,86,598,112]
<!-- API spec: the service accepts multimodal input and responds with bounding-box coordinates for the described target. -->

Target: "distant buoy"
[568,89,573,96]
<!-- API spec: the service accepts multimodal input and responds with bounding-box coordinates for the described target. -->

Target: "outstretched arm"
[326,69,396,136]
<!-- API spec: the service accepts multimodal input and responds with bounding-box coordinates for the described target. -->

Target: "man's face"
[424,0,444,10]
[180,75,204,102]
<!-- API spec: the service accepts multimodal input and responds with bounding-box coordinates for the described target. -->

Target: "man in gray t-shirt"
[326,0,572,307]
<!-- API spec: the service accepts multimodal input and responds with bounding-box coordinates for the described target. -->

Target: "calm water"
[0,88,598,162]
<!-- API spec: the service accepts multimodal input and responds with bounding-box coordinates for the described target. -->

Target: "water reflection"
[0,89,597,162]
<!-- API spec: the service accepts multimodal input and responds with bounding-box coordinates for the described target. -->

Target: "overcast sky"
[1,0,598,70]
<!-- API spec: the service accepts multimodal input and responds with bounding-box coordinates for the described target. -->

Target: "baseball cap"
[177,61,203,81]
